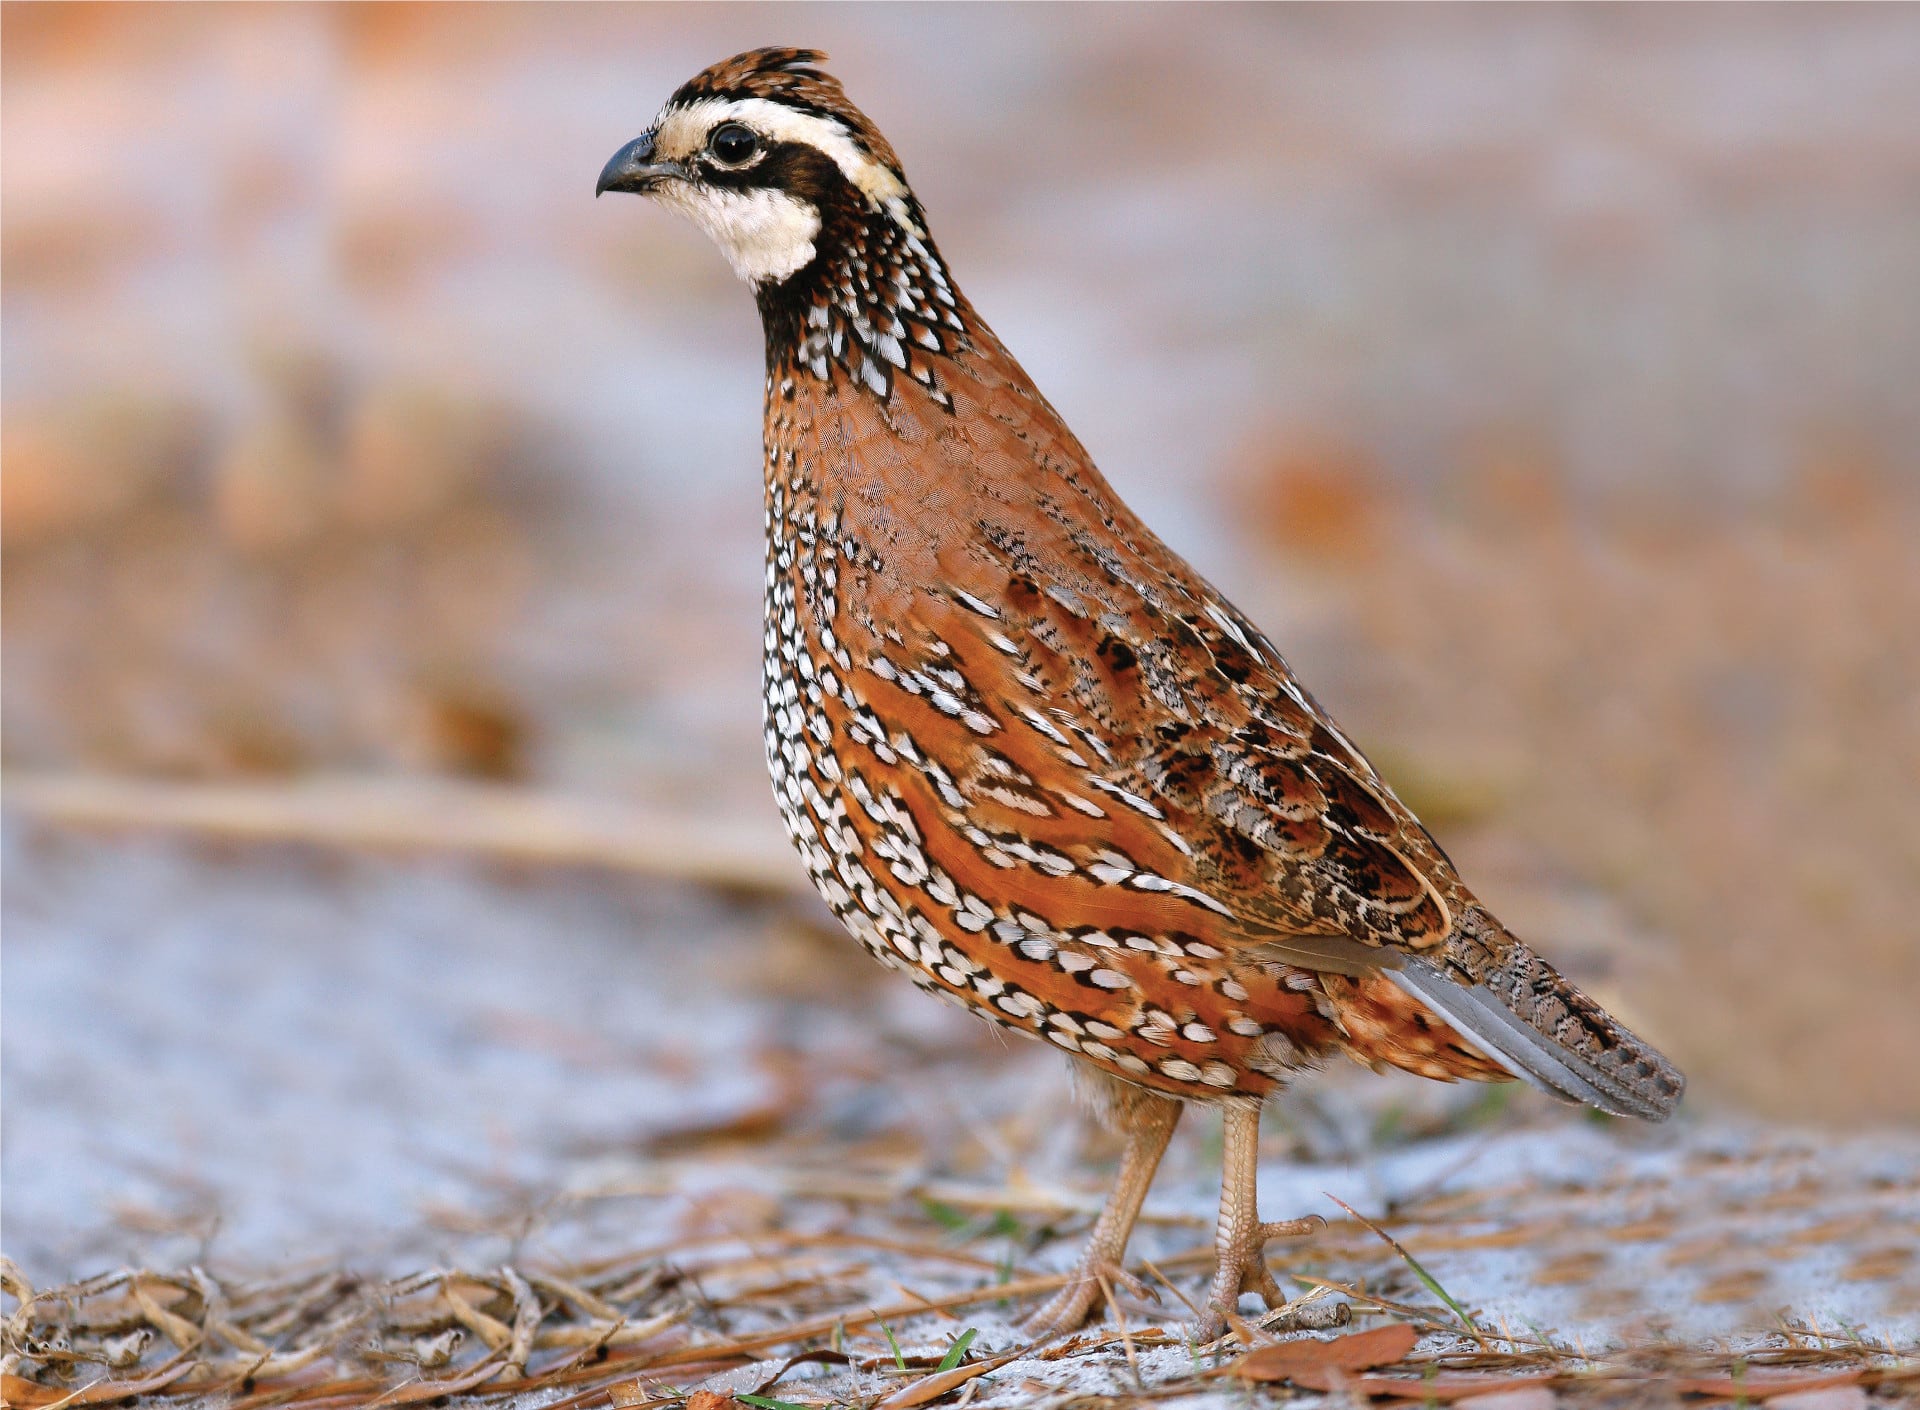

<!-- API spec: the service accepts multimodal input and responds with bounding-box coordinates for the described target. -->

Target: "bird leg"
[1193,1102,1324,1342]
[1021,1086,1182,1341]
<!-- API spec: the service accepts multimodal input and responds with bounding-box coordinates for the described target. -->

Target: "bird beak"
[597,132,678,196]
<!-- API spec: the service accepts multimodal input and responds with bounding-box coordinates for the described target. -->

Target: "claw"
[1260,1214,1325,1240]
[1102,1264,1157,1304]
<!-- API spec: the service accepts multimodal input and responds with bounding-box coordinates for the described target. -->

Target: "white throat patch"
[652,95,923,238]
[651,181,822,285]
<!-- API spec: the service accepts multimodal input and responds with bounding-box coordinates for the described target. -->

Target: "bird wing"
[905,549,1681,1119]
[912,501,1466,970]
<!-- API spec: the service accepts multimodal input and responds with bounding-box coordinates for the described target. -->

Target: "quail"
[598,48,1683,1341]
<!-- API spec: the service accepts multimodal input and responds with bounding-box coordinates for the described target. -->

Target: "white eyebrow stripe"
[656,96,921,235]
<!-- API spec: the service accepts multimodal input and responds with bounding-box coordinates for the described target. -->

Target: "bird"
[598,47,1684,1342]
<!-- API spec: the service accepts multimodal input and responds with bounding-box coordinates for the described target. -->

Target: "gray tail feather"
[1385,912,1684,1123]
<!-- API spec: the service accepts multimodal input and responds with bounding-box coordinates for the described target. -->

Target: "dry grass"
[6,1183,1916,1409]
[7,1083,1918,1408]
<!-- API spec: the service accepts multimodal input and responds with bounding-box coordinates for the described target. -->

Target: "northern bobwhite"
[599,48,1684,1341]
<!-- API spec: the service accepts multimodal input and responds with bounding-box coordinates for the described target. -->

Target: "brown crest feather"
[669,47,906,175]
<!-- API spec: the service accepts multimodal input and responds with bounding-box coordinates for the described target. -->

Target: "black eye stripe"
[688,137,860,217]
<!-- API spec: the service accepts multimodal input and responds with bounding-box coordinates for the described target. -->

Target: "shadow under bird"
[598,47,1683,1341]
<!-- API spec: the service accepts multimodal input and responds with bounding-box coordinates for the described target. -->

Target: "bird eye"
[707,123,761,167]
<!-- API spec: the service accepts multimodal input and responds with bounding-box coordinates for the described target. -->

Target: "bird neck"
[753,196,1119,564]
[754,196,970,408]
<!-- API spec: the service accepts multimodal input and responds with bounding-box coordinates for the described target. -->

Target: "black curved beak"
[597,131,675,197]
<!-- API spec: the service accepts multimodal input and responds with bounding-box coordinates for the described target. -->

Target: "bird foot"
[1189,1214,1325,1343]
[1021,1262,1156,1342]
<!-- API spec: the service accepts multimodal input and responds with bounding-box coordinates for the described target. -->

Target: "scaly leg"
[1021,1086,1182,1340]
[1194,1102,1323,1341]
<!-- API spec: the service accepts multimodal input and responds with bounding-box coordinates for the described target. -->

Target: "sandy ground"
[7,824,1916,1377]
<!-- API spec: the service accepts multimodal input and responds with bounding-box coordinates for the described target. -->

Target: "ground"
[4,808,1915,1407]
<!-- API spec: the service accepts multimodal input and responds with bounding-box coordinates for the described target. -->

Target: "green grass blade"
[936,1327,978,1372]
[1325,1192,1484,1344]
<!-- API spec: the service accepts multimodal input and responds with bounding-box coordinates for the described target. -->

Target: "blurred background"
[5,2,1919,1293]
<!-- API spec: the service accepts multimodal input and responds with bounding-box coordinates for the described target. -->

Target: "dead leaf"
[878,1350,1023,1409]
[366,1353,505,1405]
[676,1186,785,1236]
[1228,1322,1419,1383]
[1455,1387,1558,1410]
[1323,1375,1561,1403]
[1675,1370,1865,1399]
[607,1381,697,1409]
[0,1361,196,1406]
[1764,1388,1869,1410]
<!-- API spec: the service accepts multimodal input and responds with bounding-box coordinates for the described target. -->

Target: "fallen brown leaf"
[608,1385,660,1409]
[1674,1369,1864,1399]
[0,1361,196,1407]
[1762,1387,1870,1410]
[878,1349,1023,1409]
[366,1353,505,1405]
[1227,1322,1419,1384]
[1313,1374,1560,1402]
[1454,1387,1558,1410]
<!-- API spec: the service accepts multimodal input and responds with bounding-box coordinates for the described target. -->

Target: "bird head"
[598,47,923,288]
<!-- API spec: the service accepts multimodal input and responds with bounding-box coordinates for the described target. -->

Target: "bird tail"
[1384,908,1685,1122]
